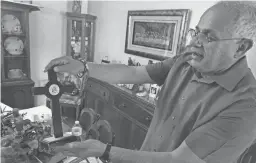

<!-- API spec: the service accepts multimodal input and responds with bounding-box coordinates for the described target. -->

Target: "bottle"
[72,121,82,141]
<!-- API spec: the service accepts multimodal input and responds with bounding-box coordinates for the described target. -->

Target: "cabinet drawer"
[114,95,152,127]
[134,105,153,127]
[86,80,110,102]
[114,95,134,113]
[2,83,34,109]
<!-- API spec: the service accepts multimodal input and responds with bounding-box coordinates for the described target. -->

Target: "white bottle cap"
[75,121,79,124]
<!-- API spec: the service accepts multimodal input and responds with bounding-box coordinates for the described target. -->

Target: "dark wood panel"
[118,115,133,148]
[113,94,152,128]
[89,78,155,114]
[131,123,147,150]
[101,105,123,147]
[134,104,153,127]
[86,80,110,102]
[83,78,154,149]
[1,81,34,109]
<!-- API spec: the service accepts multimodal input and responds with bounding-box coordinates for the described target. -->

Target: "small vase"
[72,0,82,13]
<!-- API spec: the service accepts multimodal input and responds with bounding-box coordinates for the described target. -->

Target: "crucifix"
[32,67,77,154]
[32,67,74,138]
[32,66,116,162]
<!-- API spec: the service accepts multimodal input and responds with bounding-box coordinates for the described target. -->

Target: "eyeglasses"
[187,28,247,43]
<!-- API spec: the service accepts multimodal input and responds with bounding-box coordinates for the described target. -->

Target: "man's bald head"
[211,1,256,43]
[186,1,255,74]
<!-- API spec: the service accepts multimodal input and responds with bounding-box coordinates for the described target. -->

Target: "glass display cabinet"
[66,12,97,61]
[1,1,40,109]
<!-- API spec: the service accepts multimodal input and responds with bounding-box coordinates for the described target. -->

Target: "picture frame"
[14,0,32,4]
[124,9,191,61]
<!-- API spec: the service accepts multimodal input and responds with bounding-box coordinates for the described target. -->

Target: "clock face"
[48,84,60,96]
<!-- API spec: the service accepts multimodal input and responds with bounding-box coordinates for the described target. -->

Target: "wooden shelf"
[2,33,26,37]
[1,78,33,86]
[1,0,40,12]
[4,55,28,58]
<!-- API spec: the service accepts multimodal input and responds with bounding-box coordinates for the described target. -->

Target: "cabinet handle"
[119,103,126,108]
[145,116,152,122]
[132,145,138,150]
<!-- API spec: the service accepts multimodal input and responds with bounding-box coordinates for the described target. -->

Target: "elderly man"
[45,1,256,163]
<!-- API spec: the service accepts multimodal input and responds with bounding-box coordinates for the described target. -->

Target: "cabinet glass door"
[3,57,29,81]
[1,9,30,82]
[70,19,83,59]
[66,13,96,62]
[84,20,94,62]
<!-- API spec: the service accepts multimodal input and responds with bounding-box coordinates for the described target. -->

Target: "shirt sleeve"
[185,101,256,163]
[145,55,179,86]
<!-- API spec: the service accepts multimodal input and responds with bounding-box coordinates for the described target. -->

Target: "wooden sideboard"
[83,77,155,150]
[59,77,256,162]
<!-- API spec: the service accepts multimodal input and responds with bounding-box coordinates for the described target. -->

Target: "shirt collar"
[191,57,249,91]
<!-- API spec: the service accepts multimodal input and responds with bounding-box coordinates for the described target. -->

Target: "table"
[0,103,73,132]
[1,103,70,163]
[1,103,103,163]
[1,103,51,121]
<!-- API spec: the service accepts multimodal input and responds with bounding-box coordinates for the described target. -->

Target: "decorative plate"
[4,36,24,55]
[8,69,25,79]
[1,14,22,34]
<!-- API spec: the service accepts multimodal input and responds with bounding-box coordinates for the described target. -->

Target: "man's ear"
[235,38,253,58]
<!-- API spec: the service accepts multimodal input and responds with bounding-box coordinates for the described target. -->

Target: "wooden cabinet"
[131,124,147,150]
[66,12,96,61]
[1,80,34,109]
[83,78,256,161]
[83,78,154,149]
[1,1,40,109]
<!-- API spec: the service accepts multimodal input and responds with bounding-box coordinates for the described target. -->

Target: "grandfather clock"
[1,1,40,109]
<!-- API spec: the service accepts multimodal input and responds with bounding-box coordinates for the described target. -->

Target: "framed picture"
[125,10,191,61]
[14,0,32,4]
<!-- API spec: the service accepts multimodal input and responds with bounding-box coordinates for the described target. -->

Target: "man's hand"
[44,56,84,75]
[54,139,106,158]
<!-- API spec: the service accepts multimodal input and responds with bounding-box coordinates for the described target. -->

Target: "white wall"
[29,1,68,105]
[28,0,256,106]
[88,0,256,76]
[29,0,88,106]
[88,1,218,64]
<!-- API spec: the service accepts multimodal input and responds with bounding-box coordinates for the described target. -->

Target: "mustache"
[181,45,194,55]
[182,43,204,54]
[180,44,205,61]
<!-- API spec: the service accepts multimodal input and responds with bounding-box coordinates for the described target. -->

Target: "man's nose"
[190,36,204,48]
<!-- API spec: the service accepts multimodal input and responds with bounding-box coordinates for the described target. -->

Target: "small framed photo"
[149,84,160,98]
